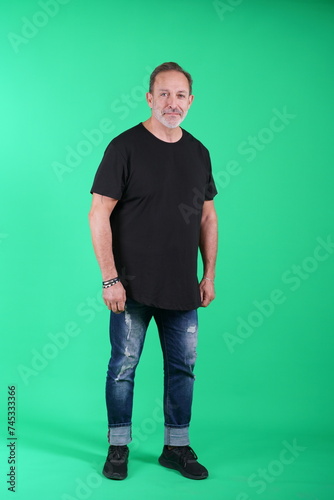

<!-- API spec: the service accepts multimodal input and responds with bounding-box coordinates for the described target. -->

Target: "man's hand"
[199,278,215,307]
[103,282,127,313]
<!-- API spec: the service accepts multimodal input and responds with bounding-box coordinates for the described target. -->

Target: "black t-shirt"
[90,123,217,310]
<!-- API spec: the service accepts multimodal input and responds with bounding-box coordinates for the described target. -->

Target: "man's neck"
[142,118,182,143]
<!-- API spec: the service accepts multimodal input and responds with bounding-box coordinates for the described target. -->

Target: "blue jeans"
[106,297,198,446]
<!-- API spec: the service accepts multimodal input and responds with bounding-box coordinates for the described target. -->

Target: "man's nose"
[167,94,178,108]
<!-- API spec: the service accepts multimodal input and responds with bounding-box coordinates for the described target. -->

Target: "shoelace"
[172,446,198,466]
[107,445,128,461]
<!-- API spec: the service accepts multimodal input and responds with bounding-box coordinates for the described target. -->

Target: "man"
[88,62,218,481]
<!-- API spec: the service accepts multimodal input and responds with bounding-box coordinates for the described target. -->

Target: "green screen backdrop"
[1,0,334,499]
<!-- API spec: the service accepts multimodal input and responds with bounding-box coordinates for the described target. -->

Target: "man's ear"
[188,94,194,107]
[146,92,153,108]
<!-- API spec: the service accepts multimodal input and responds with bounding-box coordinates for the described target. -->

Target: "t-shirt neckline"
[139,122,185,144]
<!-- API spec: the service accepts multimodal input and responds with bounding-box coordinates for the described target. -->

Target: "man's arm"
[88,193,126,313]
[199,200,218,307]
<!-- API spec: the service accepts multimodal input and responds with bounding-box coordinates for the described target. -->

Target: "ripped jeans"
[106,297,198,446]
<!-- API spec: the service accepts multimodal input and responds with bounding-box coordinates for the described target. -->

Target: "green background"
[1,0,334,498]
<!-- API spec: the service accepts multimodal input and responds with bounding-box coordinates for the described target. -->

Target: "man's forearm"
[89,212,118,281]
[199,213,218,279]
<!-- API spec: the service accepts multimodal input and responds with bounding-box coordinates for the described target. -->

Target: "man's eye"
[161,93,167,97]
[178,94,186,99]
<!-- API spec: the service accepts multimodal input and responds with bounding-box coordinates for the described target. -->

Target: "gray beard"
[153,109,187,129]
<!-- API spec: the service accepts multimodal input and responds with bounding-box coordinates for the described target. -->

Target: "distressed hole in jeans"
[125,311,132,340]
[187,325,197,334]
[115,361,134,381]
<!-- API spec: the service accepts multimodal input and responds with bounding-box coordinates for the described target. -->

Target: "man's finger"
[117,301,125,312]
[111,303,119,313]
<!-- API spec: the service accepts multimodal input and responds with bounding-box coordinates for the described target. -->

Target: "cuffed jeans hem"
[164,426,190,446]
[108,425,131,446]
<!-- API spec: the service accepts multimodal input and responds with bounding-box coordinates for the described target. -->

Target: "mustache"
[163,108,182,115]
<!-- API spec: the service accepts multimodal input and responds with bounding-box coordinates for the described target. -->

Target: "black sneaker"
[158,445,208,480]
[102,445,129,480]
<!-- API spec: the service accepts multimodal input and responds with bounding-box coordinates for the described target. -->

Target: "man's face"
[147,70,194,129]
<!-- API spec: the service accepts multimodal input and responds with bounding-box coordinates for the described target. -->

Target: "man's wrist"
[102,268,118,282]
[102,277,120,288]
[203,276,214,282]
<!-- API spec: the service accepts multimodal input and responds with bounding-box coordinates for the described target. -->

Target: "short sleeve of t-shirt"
[90,143,128,200]
[204,149,217,201]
